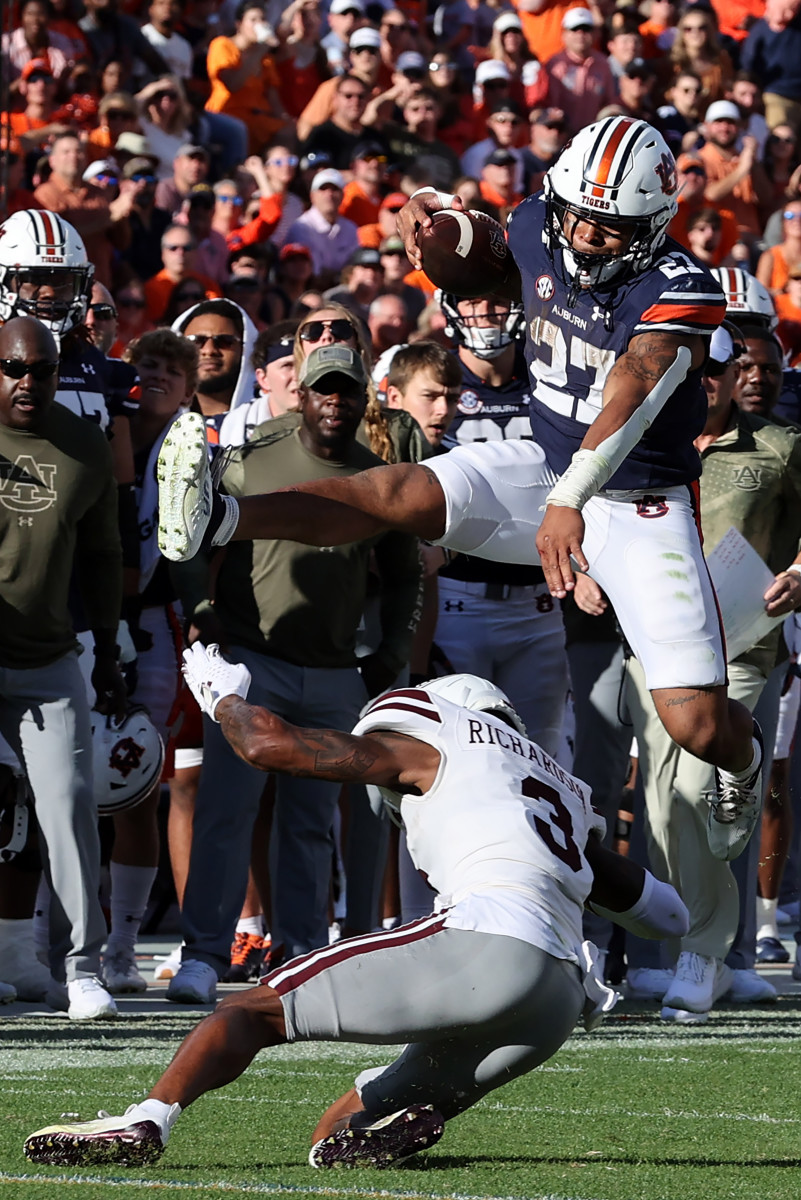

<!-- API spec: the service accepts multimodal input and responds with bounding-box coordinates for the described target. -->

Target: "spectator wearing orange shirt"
[1,58,63,153]
[143,223,222,323]
[340,141,389,227]
[757,201,801,295]
[358,191,409,249]
[699,100,772,240]
[775,263,801,365]
[205,0,291,155]
[669,152,738,267]
[275,0,330,119]
[86,92,140,162]
[639,0,679,58]
[517,0,589,69]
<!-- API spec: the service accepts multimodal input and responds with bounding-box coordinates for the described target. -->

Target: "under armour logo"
[444,600,465,611]
[18,516,33,527]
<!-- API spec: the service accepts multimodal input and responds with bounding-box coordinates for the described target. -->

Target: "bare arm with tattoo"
[215,695,440,792]
[232,463,449,546]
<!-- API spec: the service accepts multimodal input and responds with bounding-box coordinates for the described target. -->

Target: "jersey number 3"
[522,776,582,873]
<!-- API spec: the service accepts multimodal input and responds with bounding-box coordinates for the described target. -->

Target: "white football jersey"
[353,687,605,963]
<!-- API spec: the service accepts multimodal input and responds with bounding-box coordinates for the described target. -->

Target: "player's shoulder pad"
[631,242,726,337]
[506,191,545,245]
[352,687,446,738]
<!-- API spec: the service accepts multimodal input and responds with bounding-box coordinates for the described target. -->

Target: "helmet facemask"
[1,264,93,339]
[437,290,525,359]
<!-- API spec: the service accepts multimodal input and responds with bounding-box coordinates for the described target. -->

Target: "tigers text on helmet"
[544,116,678,292]
[436,289,525,359]
[422,673,527,736]
[0,209,94,339]
[91,706,165,816]
[709,266,778,331]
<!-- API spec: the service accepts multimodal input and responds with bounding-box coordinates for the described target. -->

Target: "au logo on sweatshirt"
[0,455,57,514]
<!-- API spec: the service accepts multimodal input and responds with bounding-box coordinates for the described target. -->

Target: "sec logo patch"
[458,389,483,415]
[535,274,555,301]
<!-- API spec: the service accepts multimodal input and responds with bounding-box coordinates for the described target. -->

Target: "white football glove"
[182,642,252,722]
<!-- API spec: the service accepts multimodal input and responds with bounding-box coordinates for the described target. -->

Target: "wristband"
[786,564,801,577]
[410,186,457,209]
[546,448,612,511]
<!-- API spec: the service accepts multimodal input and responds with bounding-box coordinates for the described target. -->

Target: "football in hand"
[417,209,514,298]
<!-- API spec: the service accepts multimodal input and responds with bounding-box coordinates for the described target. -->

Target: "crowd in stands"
[3,0,801,1024]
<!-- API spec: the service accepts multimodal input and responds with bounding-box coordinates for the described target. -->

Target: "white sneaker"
[67,977,118,1021]
[660,1005,710,1024]
[725,968,778,1003]
[626,967,674,1000]
[166,958,217,1004]
[706,725,764,861]
[102,946,147,995]
[24,1101,180,1166]
[0,979,17,1003]
[157,412,212,562]
[661,952,733,1014]
[153,944,184,981]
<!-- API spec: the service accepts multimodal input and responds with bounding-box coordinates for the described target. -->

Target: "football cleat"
[156,412,212,562]
[706,724,764,861]
[223,931,269,983]
[309,1105,445,1169]
[23,1104,176,1166]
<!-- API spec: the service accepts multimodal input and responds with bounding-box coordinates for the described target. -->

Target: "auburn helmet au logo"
[654,154,678,196]
[110,737,146,778]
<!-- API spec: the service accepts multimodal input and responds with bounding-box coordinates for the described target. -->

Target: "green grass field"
[3,997,801,1200]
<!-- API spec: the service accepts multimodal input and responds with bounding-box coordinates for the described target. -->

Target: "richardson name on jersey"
[461,715,586,799]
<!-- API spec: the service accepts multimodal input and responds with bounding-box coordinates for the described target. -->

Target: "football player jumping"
[24,651,688,1170]
[156,116,768,861]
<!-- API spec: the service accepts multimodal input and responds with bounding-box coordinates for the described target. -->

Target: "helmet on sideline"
[543,116,678,289]
[708,266,778,331]
[423,673,527,736]
[436,289,525,359]
[91,706,165,816]
[0,209,94,338]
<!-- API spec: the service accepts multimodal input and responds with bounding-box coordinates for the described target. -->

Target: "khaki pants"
[763,92,801,133]
[624,658,766,962]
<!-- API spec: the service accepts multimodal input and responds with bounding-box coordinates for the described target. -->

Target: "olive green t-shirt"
[0,402,122,669]
[214,424,421,670]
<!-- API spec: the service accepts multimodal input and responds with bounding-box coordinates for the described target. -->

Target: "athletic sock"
[718,736,762,786]
[756,896,779,942]
[107,863,158,952]
[235,915,264,937]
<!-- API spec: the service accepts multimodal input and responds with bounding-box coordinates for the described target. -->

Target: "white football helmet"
[708,266,778,331]
[0,209,94,338]
[436,289,525,359]
[544,116,678,291]
[422,673,527,736]
[91,706,165,816]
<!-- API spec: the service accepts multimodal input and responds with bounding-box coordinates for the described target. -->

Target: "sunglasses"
[131,173,156,184]
[299,319,355,341]
[771,134,796,144]
[89,303,117,319]
[352,45,378,54]
[268,155,298,167]
[117,296,146,308]
[107,110,135,120]
[0,358,58,380]
[216,194,244,206]
[95,173,119,185]
[177,291,204,302]
[682,165,705,176]
[429,61,456,71]
[382,22,409,31]
[703,358,733,377]
[163,243,195,252]
[784,211,801,220]
[340,90,366,100]
[27,71,52,83]
[185,333,240,350]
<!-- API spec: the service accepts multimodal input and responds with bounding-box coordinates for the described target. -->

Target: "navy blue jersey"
[443,343,533,449]
[507,193,726,490]
[57,339,139,431]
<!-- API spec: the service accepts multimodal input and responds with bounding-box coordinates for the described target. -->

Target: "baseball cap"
[624,57,653,78]
[380,191,409,211]
[494,12,523,32]
[176,143,210,159]
[21,57,53,81]
[265,334,296,363]
[676,152,705,173]
[488,99,522,118]
[298,345,367,389]
[351,139,387,162]
[349,27,381,51]
[380,234,406,253]
[83,159,118,183]
[300,150,331,172]
[475,60,511,86]
[396,51,426,74]
[562,7,595,29]
[330,0,364,12]
[349,246,382,266]
[280,242,312,261]
[529,106,566,128]
[708,324,735,366]
[485,148,517,167]
[122,156,158,179]
[311,168,346,191]
[705,100,741,123]
[114,132,157,161]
